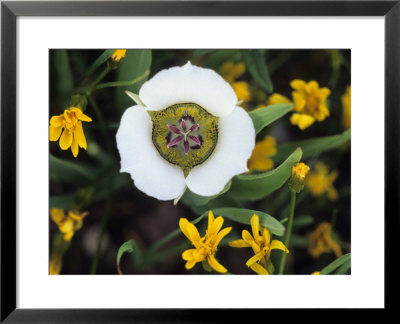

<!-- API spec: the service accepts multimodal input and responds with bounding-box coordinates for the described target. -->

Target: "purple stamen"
[180,118,187,131]
[189,124,200,132]
[167,136,183,147]
[168,124,181,134]
[188,135,201,146]
[183,140,189,155]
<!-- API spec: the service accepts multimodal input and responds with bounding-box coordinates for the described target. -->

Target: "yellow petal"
[306,81,320,94]
[292,92,306,112]
[208,210,215,230]
[49,125,63,141]
[246,251,265,267]
[71,137,79,157]
[77,111,92,122]
[185,259,198,270]
[179,218,201,244]
[250,214,261,244]
[228,239,251,248]
[50,115,64,127]
[208,215,224,237]
[290,79,307,92]
[213,227,232,247]
[207,255,227,273]
[50,208,65,224]
[248,157,274,172]
[267,93,291,105]
[250,262,269,275]
[242,230,255,246]
[182,249,197,261]
[327,186,339,201]
[270,240,289,254]
[290,113,316,130]
[74,121,87,149]
[262,228,271,246]
[59,129,73,150]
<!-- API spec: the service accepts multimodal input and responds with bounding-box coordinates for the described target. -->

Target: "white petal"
[116,105,186,200]
[139,61,237,117]
[185,107,255,196]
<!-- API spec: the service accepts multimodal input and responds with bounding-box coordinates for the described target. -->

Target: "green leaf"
[203,50,241,70]
[115,50,152,111]
[80,49,114,80]
[50,154,99,185]
[117,240,142,274]
[320,253,351,275]
[293,215,314,229]
[335,257,351,274]
[193,49,217,56]
[274,130,351,164]
[229,148,303,202]
[50,50,74,109]
[181,182,232,207]
[212,207,285,236]
[249,103,293,134]
[241,50,273,93]
[49,194,75,210]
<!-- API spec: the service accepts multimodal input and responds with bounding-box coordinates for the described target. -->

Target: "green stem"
[90,175,114,274]
[278,190,296,274]
[94,69,150,91]
[87,95,113,152]
[86,65,111,94]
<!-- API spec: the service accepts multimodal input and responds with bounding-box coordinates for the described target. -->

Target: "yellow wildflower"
[308,222,342,259]
[247,136,277,172]
[311,271,321,275]
[289,162,310,193]
[49,107,92,157]
[220,61,245,84]
[49,253,62,275]
[306,162,339,201]
[50,208,88,242]
[290,79,331,130]
[111,49,127,62]
[229,214,289,275]
[179,210,232,273]
[231,81,252,102]
[267,93,291,105]
[342,85,351,129]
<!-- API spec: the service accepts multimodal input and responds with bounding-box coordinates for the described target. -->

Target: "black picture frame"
[1,0,397,321]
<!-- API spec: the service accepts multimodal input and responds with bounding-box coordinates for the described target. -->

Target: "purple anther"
[167,124,181,134]
[189,124,200,132]
[180,118,187,131]
[183,140,190,155]
[188,135,201,146]
[167,136,183,148]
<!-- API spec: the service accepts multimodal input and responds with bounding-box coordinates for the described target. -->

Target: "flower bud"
[109,49,127,69]
[288,162,310,193]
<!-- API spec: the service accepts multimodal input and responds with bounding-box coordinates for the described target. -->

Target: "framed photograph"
[1,0,397,321]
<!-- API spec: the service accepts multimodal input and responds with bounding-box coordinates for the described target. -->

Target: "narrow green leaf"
[320,253,351,275]
[249,103,293,134]
[115,50,152,111]
[80,49,114,80]
[181,181,232,207]
[203,50,241,70]
[212,207,285,236]
[50,154,98,184]
[117,240,141,274]
[229,148,303,202]
[274,130,350,164]
[335,258,351,274]
[193,49,217,56]
[241,50,273,93]
[50,50,74,108]
[293,215,314,229]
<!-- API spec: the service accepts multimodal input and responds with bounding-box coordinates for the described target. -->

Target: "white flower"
[116,62,255,201]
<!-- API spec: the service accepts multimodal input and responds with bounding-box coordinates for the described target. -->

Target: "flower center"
[63,111,79,131]
[150,103,219,176]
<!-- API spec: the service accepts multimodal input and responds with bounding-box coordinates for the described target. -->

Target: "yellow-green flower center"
[150,103,219,176]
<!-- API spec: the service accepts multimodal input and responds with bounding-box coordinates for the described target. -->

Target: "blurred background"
[49,49,351,274]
